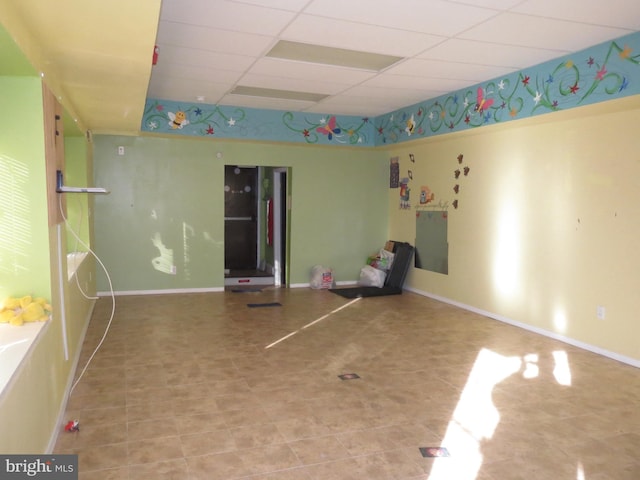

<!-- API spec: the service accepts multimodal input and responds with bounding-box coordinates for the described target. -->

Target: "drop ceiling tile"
[303,0,501,37]
[160,0,296,35]
[248,58,377,83]
[345,84,447,103]
[365,73,475,93]
[281,14,445,57]
[446,0,522,8]
[386,58,516,82]
[313,95,404,115]
[156,21,273,56]
[147,76,231,103]
[154,44,256,71]
[239,73,351,95]
[151,62,244,84]
[512,0,640,30]
[418,38,569,69]
[459,12,631,51]
[219,94,317,111]
[230,0,310,11]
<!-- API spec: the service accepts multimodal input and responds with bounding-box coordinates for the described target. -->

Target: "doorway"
[224,165,288,286]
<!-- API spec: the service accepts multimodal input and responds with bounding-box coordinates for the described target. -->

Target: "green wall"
[64,136,92,254]
[0,76,50,299]
[0,76,97,453]
[92,136,389,292]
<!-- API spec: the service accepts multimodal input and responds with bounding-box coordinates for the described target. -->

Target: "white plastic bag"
[358,265,386,287]
[310,265,334,289]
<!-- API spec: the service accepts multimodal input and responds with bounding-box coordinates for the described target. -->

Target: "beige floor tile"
[52,289,640,479]
[287,435,350,465]
[129,458,188,480]
[127,435,184,465]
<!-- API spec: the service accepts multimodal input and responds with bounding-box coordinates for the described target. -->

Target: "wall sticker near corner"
[375,31,640,145]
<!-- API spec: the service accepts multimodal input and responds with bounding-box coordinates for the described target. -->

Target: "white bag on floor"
[358,265,386,287]
[310,265,334,289]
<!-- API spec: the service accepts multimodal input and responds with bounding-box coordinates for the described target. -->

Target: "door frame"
[273,168,287,286]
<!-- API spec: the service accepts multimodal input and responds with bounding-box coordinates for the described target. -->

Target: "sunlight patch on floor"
[429,348,522,480]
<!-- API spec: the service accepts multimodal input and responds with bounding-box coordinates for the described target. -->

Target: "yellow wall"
[383,95,640,363]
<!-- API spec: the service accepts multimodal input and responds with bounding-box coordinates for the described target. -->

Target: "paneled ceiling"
[2,0,640,135]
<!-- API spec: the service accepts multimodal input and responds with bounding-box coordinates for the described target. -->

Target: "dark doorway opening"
[224,166,288,287]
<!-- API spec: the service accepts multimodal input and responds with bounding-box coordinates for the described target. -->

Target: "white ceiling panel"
[512,0,640,30]
[157,44,256,71]
[142,0,640,120]
[229,0,310,11]
[418,38,569,69]
[156,21,273,57]
[459,13,632,51]
[281,14,445,57]
[219,94,317,111]
[248,58,377,84]
[386,58,516,82]
[303,0,501,36]
[239,73,351,95]
[365,73,477,93]
[151,62,243,85]
[346,84,448,101]
[159,0,297,35]
[10,0,637,133]
[147,76,232,104]
[446,0,523,8]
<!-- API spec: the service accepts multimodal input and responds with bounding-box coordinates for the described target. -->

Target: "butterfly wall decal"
[474,87,494,114]
[316,116,341,140]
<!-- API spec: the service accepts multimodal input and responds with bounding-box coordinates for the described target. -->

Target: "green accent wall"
[92,135,389,292]
[0,75,96,453]
[64,136,91,254]
[0,76,50,299]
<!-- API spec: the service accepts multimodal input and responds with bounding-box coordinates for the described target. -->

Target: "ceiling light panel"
[239,73,351,95]
[249,57,377,84]
[266,40,403,71]
[281,14,444,57]
[230,85,328,102]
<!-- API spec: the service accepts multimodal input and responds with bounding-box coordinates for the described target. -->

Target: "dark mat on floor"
[247,302,282,308]
[329,286,402,298]
[329,241,414,299]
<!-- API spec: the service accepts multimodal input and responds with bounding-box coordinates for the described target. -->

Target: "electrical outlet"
[117,146,125,155]
[596,305,606,320]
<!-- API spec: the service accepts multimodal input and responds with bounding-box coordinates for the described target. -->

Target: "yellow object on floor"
[0,296,51,326]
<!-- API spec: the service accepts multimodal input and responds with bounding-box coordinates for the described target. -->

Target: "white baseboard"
[98,287,224,296]
[405,286,640,369]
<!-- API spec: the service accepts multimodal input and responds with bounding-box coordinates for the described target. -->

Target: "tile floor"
[54,288,640,479]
